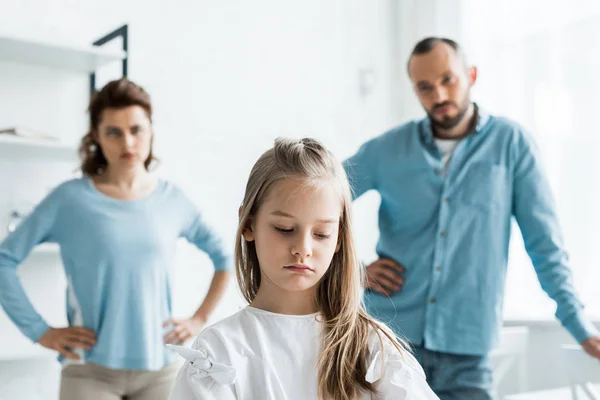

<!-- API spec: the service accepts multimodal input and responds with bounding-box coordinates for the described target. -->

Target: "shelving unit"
[0,26,128,162]
[0,135,77,162]
[0,32,126,73]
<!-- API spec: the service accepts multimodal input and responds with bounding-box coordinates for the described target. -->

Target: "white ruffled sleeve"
[168,335,237,400]
[366,337,439,400]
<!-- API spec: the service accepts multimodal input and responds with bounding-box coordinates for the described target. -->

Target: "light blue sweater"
[0,178,230,370]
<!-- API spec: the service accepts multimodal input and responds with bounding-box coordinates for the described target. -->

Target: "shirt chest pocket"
[456,163,508,211]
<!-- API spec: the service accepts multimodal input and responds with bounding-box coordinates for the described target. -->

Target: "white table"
[505,384,600,400]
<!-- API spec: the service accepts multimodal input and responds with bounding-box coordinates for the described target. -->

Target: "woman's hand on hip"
[163,316,206,345]
[38,327,96,360]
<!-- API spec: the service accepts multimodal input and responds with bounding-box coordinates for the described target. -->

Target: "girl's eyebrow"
[270,210,337,224]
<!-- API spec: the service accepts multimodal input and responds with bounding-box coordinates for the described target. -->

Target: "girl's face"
[243,178,342,295]
[94,105,153,172]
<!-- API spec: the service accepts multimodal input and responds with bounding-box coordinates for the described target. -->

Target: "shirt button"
[440,231,447,238]
[429,297,437,303]
[435,265,441,271]
[444,197,450,204]
[434,168,441,175]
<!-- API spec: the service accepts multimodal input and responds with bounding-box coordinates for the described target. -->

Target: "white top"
[434,138,460,168]
[168,307,438,400]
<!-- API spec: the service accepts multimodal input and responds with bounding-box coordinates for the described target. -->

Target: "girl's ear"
[241,213,255,242]
[242,227,255,242]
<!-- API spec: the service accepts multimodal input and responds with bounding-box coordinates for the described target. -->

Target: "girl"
[168,138,437,399]
[0,78,231,400]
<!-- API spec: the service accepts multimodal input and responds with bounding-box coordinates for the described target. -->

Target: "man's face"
[408,42,476,130]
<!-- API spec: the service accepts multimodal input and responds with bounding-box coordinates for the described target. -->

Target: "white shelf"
[0,135,77,162]
[0,32,126,73]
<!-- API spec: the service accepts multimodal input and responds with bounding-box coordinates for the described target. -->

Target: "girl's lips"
[284,264,313,273]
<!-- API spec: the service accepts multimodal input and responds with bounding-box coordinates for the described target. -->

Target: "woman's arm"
[166,189,233,344]
[0,183,97,358]
[0,189,60,342]
[164,270,231,344]
[192,270,230,324]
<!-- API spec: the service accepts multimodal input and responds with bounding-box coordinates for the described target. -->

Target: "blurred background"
[0,0,599,398]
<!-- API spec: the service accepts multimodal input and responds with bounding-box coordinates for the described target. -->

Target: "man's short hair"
[407,37,466,74]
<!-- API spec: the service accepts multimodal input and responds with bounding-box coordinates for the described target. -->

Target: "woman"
[0,78,231,400]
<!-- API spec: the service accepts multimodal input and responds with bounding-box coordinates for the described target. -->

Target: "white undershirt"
[434,138,461,168]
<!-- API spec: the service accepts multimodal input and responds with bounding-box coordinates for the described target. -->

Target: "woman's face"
[94,105,153,172]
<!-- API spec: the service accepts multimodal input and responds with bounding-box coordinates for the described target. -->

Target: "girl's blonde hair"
[235,137,407,400]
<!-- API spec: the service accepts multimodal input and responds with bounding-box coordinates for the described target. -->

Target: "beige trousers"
[59,362,181,400]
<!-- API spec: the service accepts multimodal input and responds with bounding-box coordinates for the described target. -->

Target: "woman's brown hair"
[79,78,156,176]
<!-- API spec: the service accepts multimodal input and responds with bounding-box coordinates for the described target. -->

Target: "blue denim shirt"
[344,106,599,355]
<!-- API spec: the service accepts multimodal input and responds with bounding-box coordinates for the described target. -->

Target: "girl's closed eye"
[274,226,293,234]
[273,226,330,240]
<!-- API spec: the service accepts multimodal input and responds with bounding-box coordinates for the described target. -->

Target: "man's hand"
[582,336,600,360]
[364,258,405,296]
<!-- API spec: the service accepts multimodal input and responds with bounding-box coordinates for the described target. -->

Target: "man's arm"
[343,140,379,200]
[512,130,600,356]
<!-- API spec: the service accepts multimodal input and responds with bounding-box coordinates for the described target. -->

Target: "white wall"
[0,1,400,398]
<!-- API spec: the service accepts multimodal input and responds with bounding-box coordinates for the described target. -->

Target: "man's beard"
[428,97,470,130]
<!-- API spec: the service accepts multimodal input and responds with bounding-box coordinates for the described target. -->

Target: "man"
[344,37,600,399]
